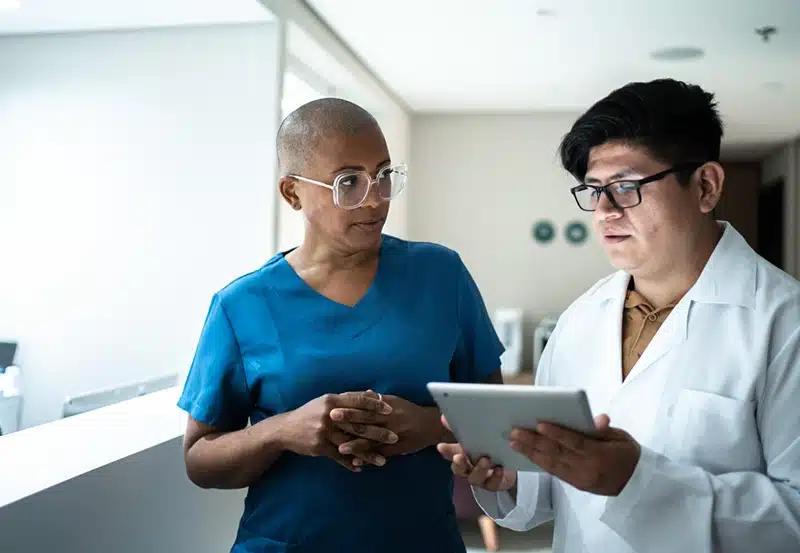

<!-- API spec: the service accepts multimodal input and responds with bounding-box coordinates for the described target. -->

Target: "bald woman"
[178,98,503,553]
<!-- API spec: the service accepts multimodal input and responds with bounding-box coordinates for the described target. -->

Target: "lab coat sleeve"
[601,324,800,553]
[471,316,562,531]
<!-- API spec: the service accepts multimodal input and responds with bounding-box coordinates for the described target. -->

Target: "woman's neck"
[290,234,380,272]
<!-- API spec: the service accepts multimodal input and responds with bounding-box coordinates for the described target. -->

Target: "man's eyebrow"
[584,168,638,184]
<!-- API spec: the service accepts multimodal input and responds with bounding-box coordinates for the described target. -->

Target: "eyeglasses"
[286,163,407,210]
[569,162,703,212]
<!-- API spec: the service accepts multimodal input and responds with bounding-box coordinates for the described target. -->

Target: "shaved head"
[277,97,383,175]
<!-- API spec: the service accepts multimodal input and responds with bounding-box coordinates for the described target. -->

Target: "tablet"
[427,382,595,472]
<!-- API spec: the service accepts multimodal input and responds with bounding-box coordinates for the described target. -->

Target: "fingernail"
[330,410,343,421]
[352,458,362,466]
[388,433,399,443]
[510,441,520,451]
[375,456,386,466]
[380,404,392,415]
[487,469,494,478]
[341,446,352,454]
[536,423,547,433]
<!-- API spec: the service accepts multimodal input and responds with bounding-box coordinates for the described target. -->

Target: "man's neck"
[632,222,723,309]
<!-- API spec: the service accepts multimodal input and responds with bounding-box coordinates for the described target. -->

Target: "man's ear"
[279,176,302,211]
[696,162,725,214]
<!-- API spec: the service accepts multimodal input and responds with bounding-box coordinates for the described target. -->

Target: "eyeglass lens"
[335,166,407,208]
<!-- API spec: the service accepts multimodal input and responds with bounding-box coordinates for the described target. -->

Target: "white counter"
[0,386,186,508]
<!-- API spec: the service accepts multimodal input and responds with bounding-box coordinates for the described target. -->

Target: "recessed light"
[536,8,556,17]
[763,81,784,90]
[0,0,20,9]
[650,46,705,61]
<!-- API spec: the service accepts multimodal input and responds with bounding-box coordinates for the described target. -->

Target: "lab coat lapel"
[622,299,689,385]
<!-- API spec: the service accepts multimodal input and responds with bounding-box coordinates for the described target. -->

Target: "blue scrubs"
[178,235,504,553]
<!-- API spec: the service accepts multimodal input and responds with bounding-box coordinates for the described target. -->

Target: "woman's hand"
[279,391,395,472]
[331,395,445,464]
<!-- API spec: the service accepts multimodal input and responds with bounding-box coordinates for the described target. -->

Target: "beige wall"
[761,140,799,278]
[408,114,614,370]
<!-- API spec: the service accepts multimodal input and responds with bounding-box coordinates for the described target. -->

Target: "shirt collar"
[587,222,756,309]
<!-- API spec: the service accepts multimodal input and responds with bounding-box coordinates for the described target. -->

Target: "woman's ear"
[279,176,302,211]
[696,162,725,214]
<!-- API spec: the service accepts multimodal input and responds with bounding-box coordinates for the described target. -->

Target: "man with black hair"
[440,79,800,552]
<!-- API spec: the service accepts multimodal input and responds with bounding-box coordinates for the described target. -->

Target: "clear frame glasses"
[287,163,407,210]
[570,162,703,212]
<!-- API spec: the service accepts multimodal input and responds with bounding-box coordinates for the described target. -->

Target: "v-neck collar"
[273,237,395,337]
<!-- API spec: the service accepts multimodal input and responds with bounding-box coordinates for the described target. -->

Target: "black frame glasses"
[569,162,704,212]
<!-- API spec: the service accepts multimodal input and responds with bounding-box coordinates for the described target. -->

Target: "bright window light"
[0,0,20,10]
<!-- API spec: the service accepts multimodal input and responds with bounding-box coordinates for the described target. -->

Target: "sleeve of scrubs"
[177,293,252,432]
[449,255,505,383]
[601,320,800,552]
[471,313,559,531]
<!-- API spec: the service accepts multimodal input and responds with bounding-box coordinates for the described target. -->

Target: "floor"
[460,520,554,552]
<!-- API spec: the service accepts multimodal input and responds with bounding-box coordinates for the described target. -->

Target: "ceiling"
[0,0,272,35]
[308,0,800,154]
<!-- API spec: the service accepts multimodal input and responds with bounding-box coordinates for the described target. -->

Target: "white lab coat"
[474,223,800,553]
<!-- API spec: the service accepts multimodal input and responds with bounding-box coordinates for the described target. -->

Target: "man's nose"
[595,190,622,220]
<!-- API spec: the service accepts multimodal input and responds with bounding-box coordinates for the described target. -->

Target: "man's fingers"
[594,413,611,431]
[441,415,451,431]
[335,422,398,444]
[485,467,508,491]
[329,408,389,424]
[451,453,473,477]
[437,442,463,462]
[467,457,494,486]
[336,391,392,414]
[534,423,589,453]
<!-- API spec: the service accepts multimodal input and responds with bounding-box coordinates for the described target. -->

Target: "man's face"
[585,142,705,280]
[297,127,392,252]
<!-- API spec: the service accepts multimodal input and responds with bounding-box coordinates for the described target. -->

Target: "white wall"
[0,24,282,428]
[0,437,246,553]
[409,114,614,369]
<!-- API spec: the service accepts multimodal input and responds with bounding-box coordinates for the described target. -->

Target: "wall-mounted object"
[532,220,555,244]
[564,220,589,245]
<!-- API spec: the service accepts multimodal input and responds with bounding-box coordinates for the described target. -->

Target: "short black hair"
[558,79,723,183]
[277,97,382,175]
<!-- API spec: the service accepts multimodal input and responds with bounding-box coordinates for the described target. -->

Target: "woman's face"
[295,127,392,253]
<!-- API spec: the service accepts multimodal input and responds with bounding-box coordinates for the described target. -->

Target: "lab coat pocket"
[668,388,761,474]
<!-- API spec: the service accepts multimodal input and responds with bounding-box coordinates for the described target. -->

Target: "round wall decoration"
[564,220,589,245]
[532,220,556,244]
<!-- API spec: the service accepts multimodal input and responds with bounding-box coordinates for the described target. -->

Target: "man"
[438,79,800,552]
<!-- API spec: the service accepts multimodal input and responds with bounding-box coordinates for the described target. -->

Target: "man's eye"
[615,182,638,193]
[339,176,358,187]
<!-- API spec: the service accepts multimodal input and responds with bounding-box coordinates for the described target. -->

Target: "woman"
[178,98,503,553]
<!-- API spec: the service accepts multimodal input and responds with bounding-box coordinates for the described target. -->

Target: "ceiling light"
[763,81,784,90]
[0,0,20,9]
[536,8,556,17]
[649,46,705,61]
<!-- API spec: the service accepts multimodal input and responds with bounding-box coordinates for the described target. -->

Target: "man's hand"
[437,415,517,492]
[331,395,445,464]
[509,414,640,496]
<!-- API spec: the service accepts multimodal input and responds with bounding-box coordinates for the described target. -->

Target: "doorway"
[758,178,785,270]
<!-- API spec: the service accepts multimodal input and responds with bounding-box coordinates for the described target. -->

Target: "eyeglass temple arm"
[286,175,334,190]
